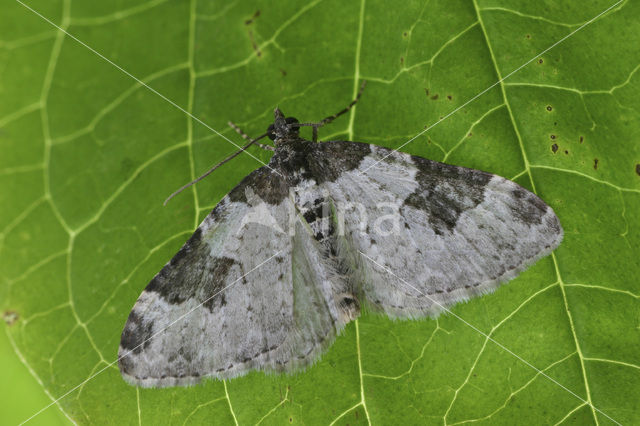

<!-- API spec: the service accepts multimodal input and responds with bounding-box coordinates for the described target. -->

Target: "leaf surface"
[1,0,639,424]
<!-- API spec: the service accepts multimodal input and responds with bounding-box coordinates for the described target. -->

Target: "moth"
[119,83,563,387]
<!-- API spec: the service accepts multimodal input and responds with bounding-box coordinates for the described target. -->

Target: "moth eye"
[342,297,356,306]
[339,295,360,321]
[267,124,276,141]
[341,296,359,309]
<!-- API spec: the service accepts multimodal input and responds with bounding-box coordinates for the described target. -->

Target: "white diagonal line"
[358,251,622,426]
[360,0,623,174]
[13,1,625,424]
[19,250,283,425]
[15,0,282,177]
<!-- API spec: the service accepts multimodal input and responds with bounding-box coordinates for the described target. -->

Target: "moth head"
[268,108,299,142]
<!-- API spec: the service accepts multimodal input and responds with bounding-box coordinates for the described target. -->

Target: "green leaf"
[2,0,639,424]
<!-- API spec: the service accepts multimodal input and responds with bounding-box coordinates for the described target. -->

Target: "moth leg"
[228,121,274,151]
[295,80,367,142]
[294,123,321,142]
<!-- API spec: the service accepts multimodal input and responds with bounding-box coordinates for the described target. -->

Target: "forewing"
[118,166,341,387]
[312,142,563,318]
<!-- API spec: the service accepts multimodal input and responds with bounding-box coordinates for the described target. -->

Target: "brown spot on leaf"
[551,143,558,153]
[447,95,452,100]
[280,69,287,76]
[244,10,260,25]
[526,34,531,39]
[594,158,599,170]
[3,311,19,326]
[550,134,556,140]
[248,30,262,57]
[538,58,543,64]
[546,105,552,111]
[400,56,404,64]
[564,150,569,155]
[636,163,640,176]
[425,88,430,96]
[431,94,439,100]
[579,136,584,143]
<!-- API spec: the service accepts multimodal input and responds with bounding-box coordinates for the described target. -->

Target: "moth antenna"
[318,79,367,127]
[295,80,367,142]
[228,121,274,151]
[163,132,268,206]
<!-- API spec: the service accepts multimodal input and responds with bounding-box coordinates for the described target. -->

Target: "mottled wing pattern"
[311,142,563,318]
[120,136,563,387]
[118,167,348,387]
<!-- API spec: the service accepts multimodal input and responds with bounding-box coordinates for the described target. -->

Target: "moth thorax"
[268,110,300,142]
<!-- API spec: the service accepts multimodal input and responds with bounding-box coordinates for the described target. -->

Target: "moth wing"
[312,141,563,318]
[118,167,345,387]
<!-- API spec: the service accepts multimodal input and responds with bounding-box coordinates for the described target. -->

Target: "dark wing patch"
[120,310,154,355]
[404,157,492,236]
[309,141,372,183]
[145,225,237,308]
[509,188,548,225]
[227,165,290,205]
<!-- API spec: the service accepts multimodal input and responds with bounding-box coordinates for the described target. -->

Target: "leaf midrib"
[470,1,599,424]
